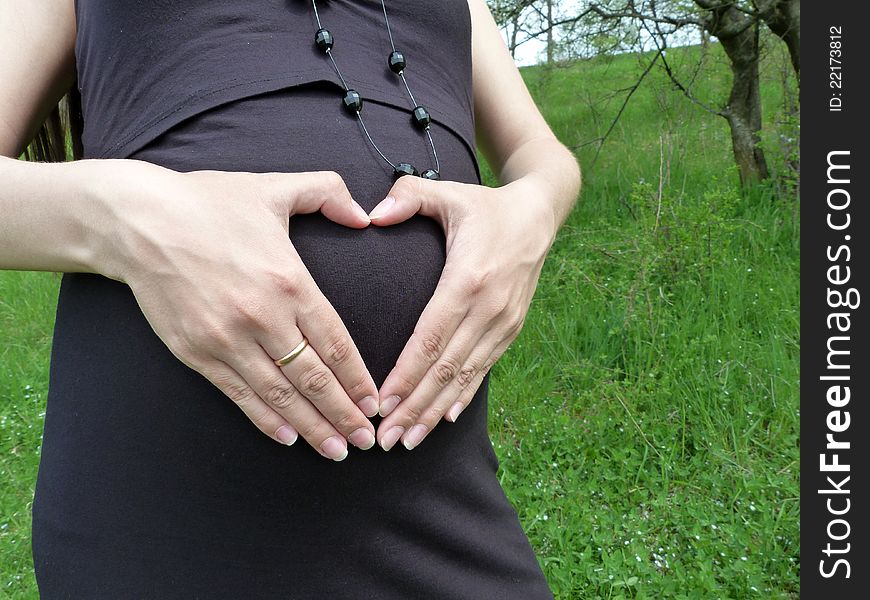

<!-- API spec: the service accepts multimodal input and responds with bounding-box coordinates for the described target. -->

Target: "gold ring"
[273,338,309,367]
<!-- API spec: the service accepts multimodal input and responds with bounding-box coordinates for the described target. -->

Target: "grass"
[0,271,58,596]
[1,42,799,598]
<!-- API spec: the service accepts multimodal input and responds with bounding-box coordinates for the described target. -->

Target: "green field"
[1,44,799,598]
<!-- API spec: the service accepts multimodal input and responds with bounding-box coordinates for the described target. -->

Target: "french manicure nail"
[321,436,348,461]
[276,425,298,446]
[348,427,375,450]
[358,395,379,418]
[379,394,401,417]
[351,199,371,222]
[403,424,429,450]
[446,402,465,423]
[380,426,405,451]
[369,196,395,220]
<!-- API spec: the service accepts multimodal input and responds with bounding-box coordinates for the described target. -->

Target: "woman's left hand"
[369,173,559,451]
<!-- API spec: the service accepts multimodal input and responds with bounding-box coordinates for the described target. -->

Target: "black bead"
[394,163,419,178]
[412,106,431,129]
[315,28,333,52]
[342,89,362,113]
[421,169,440,180]
[388,50,406,74]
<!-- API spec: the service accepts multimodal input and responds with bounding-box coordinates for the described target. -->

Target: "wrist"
[76,158,162,283]
[504,173,561,244]
[498,138,581,235]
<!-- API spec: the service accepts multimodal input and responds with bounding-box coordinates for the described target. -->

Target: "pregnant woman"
[1,0,580,597]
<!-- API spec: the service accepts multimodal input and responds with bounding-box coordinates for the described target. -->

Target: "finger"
[292,282,380,418]
[376,266,469,419]
[376,315,489,451]
[381,302,524,451]
[261,170,371,228]
[259,330,376,453]
[227,342,360,461]
[198,359,299,447]
[442,341,505,424]
[368,173,467,227]
[402,330,510,451]
[433,323,509,427]
[440,309,523,424]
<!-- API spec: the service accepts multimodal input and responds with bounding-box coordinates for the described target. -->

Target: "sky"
[511,36,546,66]
[498,0,584,67]
[498,2,703,67]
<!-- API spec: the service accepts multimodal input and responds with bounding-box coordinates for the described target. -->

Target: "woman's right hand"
[85,159,378,461]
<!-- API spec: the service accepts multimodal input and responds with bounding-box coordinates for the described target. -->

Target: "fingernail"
[369,196,395,220]
[351,199,371,223]
[403,424,429,450]
[320,436,348,461]
[276,425,298,446]
[348,427,375,450]
[379,394,401,417]
[358,395,379,418]
[445,402,465,423]
[380,426,405,451]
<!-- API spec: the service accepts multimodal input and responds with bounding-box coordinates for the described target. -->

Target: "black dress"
[31,1,554,597]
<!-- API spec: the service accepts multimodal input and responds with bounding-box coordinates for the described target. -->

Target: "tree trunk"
[705,5,770,185]
[509,9,520,58]
[758,0,800,87]
[546,0,554,65]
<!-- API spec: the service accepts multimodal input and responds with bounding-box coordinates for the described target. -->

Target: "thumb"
[368,174,457,227]
[266,170,371,229]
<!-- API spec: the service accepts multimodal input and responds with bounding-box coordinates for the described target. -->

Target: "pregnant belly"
[41,82,491,495]
[34,83,515,585]
[127,81,479,381]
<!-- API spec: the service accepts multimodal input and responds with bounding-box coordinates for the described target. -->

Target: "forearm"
[496,136,581,232]
[0,156,115,275]
[467,0,580,235]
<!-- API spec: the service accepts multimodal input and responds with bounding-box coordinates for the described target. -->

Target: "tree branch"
[572,48,664,167]
[642,17,727,117]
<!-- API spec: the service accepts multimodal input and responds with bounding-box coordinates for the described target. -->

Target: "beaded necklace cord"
[309,0,441,180]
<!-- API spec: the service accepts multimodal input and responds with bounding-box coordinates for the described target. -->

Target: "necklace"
[308,0,441,180]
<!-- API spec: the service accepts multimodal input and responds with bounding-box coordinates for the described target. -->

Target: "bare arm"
[0,0,76,159]
[0,158,106,273]
[468,0,581,226]
[0,0,98,273]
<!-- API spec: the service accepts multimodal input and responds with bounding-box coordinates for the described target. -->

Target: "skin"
[0,0,580,458]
